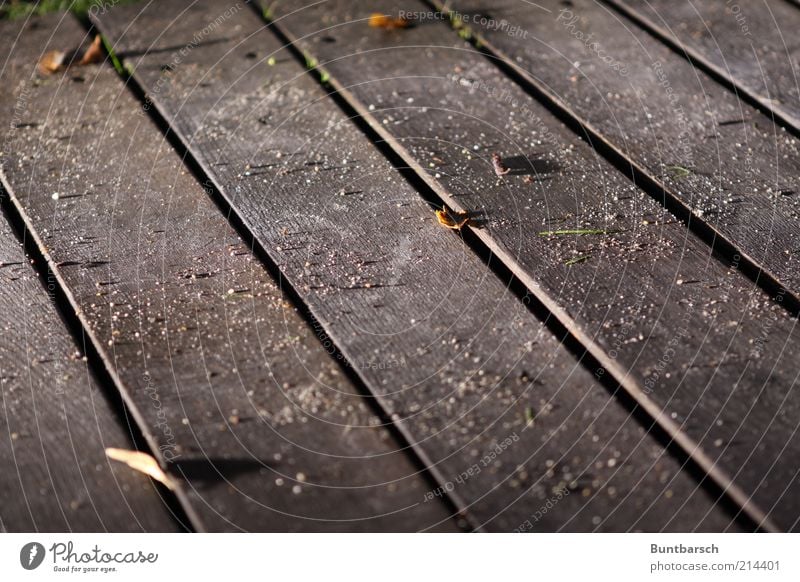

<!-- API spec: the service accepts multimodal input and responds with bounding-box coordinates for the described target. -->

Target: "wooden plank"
[609,0,800,132]
[438,0,800,309]
[96,0,746,531]
[258,0,800,530]
[0,195,178,531]
[0,12,455,532]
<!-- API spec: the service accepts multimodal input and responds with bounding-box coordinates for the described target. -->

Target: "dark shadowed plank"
[610,0,800,132]
[0,220,180,533]
[439,0,800,307]
[0,12,455,532]
[0,194,178,530]
[260,0,800,530]
[96,0,745,531]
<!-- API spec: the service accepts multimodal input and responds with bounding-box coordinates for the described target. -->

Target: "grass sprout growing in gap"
[101,35,125,76]
[302,52,330,83]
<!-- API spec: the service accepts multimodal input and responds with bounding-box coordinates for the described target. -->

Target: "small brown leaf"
[79,35,104,66]
[435,206,472,230]
[106,448,175,490]
[38,50,66,75]
[369,13,410,30]
[38,35,104,75]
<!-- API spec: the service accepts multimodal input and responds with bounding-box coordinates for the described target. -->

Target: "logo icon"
[20,542,45,570]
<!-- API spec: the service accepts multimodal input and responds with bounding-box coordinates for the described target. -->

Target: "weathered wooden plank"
[610,0,800,132]
[0,12,455,532]
[259,0,800,530]
[439,0,800,308]
[96,0,745,531]
[0,197,178,531]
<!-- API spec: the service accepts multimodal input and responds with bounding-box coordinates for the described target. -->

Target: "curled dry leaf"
[37,35,103,75]
[435,206,472,230]
[79,35,104,66]
[368,13,410,30]
[38,50,67,75]
[105,447,175,490]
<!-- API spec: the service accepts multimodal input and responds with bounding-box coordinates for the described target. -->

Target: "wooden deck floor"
[1,0,799,532]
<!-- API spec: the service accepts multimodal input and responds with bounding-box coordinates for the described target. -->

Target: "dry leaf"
[106,448,175,490]
[435,206,472,230]
[37,35,104,75]
[38,50,66,75]
[369,13,410,30]
[79,35,104,66]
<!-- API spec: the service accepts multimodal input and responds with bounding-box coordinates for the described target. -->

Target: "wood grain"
[95,0,745,531]
[258,0,800,530]
[0,11,454,532]
[441,0,800,302]
[610,0,800,132]
[0,174,178,530]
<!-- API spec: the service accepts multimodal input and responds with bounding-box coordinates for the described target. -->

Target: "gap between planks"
[90,0,748,532]
[0,180,205,533]
[602,0,800,139]
[261,0,789,531]
[424,0,800,321]
[0,190,186,532]
[2,12,458,532]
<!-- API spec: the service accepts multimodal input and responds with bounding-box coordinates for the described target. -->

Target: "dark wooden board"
[0,187,177,528]
[0,12,455,532]
[440,0,800,307]
[96,0,745,531]
[611,0,800,132]
[260,0,800,531]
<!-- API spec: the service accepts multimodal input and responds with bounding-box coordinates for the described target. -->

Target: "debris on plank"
[435,205,473,230]
[368,13,410,30]
[106,447,176,490]
[538,229,612,236]
[491,152,511,176]
[38,35,103,75]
